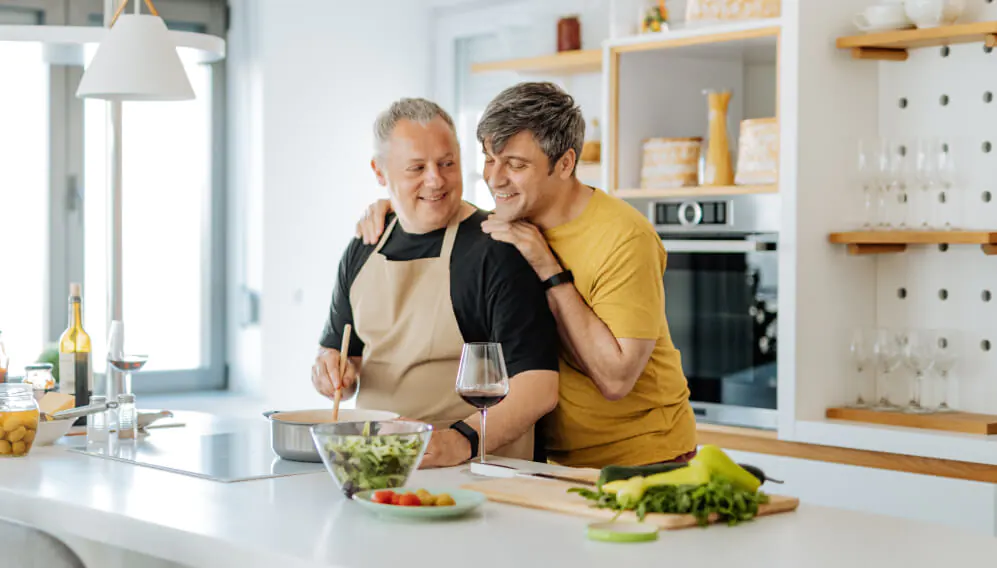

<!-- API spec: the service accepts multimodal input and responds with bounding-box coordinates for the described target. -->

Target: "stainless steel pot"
[263,410,324,462]
[263,408,400,463]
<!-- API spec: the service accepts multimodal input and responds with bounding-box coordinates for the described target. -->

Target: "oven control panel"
[653,200,729,227]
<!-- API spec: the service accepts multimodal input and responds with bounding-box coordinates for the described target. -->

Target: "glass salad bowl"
[310,420,432,498]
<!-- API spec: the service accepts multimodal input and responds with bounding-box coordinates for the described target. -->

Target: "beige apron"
[349,216,532,460]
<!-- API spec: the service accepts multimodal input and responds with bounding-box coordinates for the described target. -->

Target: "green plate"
[351,487,486,520]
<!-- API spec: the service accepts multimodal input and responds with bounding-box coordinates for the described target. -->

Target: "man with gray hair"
[357,84,696,468]
[312,97,559,468]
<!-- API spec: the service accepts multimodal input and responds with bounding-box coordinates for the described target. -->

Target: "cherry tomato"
[372,491,395,505]
[391,493,403,505]
[398,493,423,507]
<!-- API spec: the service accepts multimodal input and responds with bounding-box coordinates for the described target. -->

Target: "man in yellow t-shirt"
[356,82,696,467]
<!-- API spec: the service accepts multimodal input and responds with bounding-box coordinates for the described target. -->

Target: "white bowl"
[34,419,75,446]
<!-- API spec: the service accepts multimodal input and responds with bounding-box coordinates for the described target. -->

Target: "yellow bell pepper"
[693,445,761,493]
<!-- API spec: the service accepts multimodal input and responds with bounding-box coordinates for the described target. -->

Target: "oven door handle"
[659,240,777,253]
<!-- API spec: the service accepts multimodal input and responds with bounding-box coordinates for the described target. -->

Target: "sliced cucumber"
[586,522,659,543]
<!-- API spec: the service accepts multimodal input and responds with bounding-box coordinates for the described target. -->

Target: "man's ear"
[557,149,577,180]
[371,157,387,187]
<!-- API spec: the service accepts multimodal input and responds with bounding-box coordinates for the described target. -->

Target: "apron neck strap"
[373,217,399,253]
[441,217,460,258]
[374,214,460,257]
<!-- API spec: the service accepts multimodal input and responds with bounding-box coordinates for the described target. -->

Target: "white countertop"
[2,417,996,568]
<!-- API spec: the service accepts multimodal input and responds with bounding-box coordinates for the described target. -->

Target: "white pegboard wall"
[876,0,997,413]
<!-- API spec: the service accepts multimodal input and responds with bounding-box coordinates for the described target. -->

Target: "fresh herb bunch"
[569,476,769,526]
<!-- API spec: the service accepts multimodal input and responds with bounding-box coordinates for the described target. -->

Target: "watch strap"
[542,270,574,291]
[449,420,479,462]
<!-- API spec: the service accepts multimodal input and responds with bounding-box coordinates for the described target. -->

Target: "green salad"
[323,424,423,496]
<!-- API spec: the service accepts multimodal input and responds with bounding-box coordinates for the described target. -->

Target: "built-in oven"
[649,194,779,430]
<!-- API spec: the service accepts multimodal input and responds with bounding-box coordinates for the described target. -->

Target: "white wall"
[227,0,433,409]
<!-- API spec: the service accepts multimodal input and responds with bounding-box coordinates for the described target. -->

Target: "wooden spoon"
[332,323,352,421]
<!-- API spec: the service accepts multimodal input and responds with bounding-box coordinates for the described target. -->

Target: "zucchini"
[597,461,781,488]
[597,463,686,488]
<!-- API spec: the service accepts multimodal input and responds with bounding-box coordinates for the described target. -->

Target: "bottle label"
[59,352,92,424]
[59,352,75,394]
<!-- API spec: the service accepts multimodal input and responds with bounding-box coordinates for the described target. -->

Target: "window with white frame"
[0,0,227,392]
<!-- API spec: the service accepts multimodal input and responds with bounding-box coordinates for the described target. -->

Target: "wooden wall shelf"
[698,423,997,483]
[836,21,997,61]
[614,184,777,199]
[827,407,997,436]
[470,49,602,75]
[608,20,779,55]
[828,231,997,255]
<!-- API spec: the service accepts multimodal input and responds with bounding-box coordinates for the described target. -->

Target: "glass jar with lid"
[23,363,56,398]
[0,384,40,457]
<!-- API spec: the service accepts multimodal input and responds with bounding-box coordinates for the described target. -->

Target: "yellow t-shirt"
[541,188,697,468]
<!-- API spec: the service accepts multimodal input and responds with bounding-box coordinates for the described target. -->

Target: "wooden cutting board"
[461,477,799,530]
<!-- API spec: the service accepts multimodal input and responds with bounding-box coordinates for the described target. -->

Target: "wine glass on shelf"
[872,329,902,410]
[873,138,894,230]
[887,139,911,230]
[931,330,961,412]
[901,330,936,414]
[455,342,509,465]
[847,328,874,407]
[857,138,879,230]
[914,137,942,231]
[937,139,961,231]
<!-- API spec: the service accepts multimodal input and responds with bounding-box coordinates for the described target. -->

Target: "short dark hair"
[476,82,585,174]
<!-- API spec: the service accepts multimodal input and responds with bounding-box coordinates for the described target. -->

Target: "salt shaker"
[86,395,109,444]
[116,393,137,440]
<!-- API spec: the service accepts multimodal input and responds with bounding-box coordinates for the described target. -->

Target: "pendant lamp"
[76,0,194,101]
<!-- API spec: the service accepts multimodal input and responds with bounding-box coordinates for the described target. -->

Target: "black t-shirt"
[319,209,560,378]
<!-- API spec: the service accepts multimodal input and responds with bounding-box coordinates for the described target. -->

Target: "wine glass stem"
[479,408,487,464]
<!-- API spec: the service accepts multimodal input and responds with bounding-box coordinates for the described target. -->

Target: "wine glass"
[848,328,875,407]
[914,137,942,230]
[887,139,911,229]
[901,330,936,413]
[108,354,149,396]
[936,140,961,231]
[872,329,902,410]
[856,138,879,229]
[455,343,509,464]
[931,330,961,412]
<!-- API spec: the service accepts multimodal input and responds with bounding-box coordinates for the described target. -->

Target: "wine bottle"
[59,283,92,425]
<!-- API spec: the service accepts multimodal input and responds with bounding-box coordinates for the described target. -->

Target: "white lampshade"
[76,14,194,101]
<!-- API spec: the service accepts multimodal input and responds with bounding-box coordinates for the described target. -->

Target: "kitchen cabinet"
[723,448,997,536]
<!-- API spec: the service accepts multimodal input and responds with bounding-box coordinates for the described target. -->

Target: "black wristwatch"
[542,270,574,291]
[449,420,479,462]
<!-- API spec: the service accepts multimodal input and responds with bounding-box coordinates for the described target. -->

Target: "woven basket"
[734,117,778,185]
[686,0,781,22]
[640,137,702,189]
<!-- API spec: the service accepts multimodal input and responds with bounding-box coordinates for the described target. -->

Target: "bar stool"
[0,517,85,568]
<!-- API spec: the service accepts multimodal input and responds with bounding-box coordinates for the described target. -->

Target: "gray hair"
[476,82,585,174]
[373,98,457,160]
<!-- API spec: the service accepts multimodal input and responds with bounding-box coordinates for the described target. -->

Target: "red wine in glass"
[459,391,507,409]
